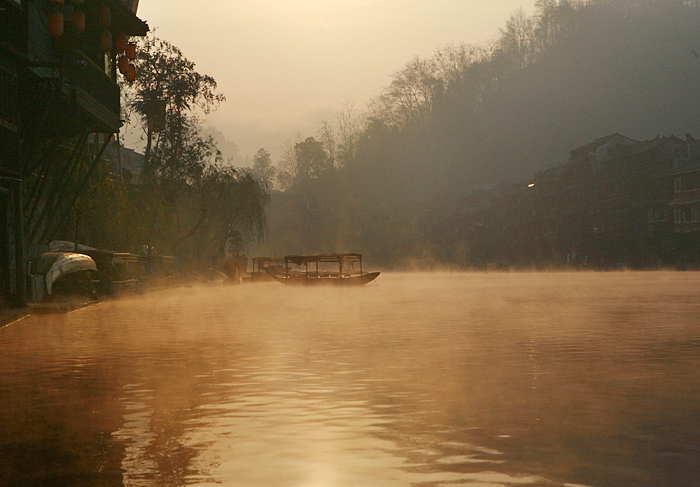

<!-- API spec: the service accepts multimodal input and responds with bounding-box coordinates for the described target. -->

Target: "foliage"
[251,148,276,184]
[295,137,332,180]
[371,56,442,130]
[148,113,222,184]
[114,33,269,267]
[276,136,331,190]
[160,165,269,268]
[19,33,271,270]
[124,33,225,183]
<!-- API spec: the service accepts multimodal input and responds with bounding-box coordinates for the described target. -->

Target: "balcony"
[674,221,700,233]
[672,187,700,204]
[62,50,121,132]
[24,49,120,135]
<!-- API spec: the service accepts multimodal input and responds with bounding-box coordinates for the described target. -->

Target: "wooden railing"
[672,187,700,203]
[60,50,120,131]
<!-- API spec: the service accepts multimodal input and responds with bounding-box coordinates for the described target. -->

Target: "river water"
[1,272,700,487]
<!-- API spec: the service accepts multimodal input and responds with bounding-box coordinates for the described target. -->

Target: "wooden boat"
[79,249,144,294]
[248,257,283,282]
[265,253,379,286]
[31,252,98,297]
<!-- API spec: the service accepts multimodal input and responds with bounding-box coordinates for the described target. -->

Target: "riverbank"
[0,299,97,329]
[0,276,198,329]
[0,308,30,328]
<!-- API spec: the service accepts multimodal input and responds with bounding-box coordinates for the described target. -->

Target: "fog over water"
[1,272,700,486]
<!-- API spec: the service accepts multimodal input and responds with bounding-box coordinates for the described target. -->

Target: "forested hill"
[459,3,700,186]
[326,1,700,209]
[263,1,700,263]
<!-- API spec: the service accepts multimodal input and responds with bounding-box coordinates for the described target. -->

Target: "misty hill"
[451,4,700,189]
[261,2,700,266]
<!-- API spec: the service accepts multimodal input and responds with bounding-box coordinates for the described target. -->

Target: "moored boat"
[31,252,98,299]
[248,257,283,282]
[265,253,379,286]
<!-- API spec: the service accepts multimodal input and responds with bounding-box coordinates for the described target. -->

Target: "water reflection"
[1,272,700,486]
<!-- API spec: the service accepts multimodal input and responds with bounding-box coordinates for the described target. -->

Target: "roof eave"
[108,0,150,36]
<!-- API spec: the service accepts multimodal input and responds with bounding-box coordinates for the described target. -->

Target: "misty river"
[1,272,700,487]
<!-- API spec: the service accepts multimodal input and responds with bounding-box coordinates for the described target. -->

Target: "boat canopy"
[252,257,281,272]
[284,253,362,265]
[33,252,97,295]
[284,253,364,276]
[266,252,377,285]
[79,249,143,281]
[48,240,97,252]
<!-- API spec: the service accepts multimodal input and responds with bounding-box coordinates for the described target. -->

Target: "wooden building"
[457,133,699,268]
[0,0,148,307]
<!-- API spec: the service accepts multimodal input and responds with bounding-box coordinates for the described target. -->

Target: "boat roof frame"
[284,253,363,265]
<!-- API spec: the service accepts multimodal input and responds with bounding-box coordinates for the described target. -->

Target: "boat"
[265,253,380,286]
[248,257,283,282]
[31,252,98,297]
[78,249,144,294]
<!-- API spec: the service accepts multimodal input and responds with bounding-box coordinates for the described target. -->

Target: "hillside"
[459,5,700,186]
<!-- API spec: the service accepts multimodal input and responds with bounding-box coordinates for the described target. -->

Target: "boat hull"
[265,270,380,286]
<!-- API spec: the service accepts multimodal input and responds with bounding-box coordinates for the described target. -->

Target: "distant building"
[670,136,700,233]
[457,132,700,268]
[568,132,639,172]
[104,142,144,184]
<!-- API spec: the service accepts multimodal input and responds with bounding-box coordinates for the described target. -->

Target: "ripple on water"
[2,272,700,486]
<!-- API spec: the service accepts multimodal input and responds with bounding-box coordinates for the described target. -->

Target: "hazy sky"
[135,1,536,160]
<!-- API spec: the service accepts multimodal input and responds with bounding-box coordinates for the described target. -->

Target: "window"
[674,178,682,193]
[674,210,682,224]
[693,209,700,223]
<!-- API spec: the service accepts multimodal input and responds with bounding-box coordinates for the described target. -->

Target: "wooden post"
[13,178,26,307]
[0,185,9,305]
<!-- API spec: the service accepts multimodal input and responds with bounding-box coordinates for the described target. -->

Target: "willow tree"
[184,166,269,267]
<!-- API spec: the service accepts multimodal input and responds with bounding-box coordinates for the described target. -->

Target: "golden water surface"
[1,272,700,486]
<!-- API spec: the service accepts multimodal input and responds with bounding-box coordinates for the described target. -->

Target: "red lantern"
[117,55,129,75]
[125,42,136,60]
[100,30,112,51]
[48,13,64,38]
[72,11,85,33]
[115,33,127,52]
[99,5,111,28]
[127,64,136,83]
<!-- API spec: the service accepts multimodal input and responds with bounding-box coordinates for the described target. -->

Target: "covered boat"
[248,257,283,282]
[32,252,98,295]
[78,250,143,293]
[265,253,379,286]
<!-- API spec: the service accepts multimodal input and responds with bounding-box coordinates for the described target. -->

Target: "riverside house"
[0,0,148,307]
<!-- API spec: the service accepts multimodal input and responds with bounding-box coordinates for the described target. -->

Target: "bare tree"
[318,121,338,169]
[374,57,442,130]
[276,137,300,190]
